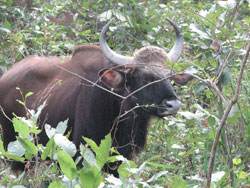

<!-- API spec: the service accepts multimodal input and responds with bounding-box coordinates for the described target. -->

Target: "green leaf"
[4,153,25,162]
[79,166,103,188]
[4,21,11,30]
[13,118,30,138]
[189,23,210,40]
[96,134,112,168]
[16,137,38,155]
[81,29,91,35]
[118,163,132,178]
[244,16,250,24]
[82,0,89,9]
[25,151,32,160]
[83,148,98,169]
[17,100,25,106]
[48,181,66,188]
[41,136,55,160]
[146,162,183,170]
[216,168,233,186]
[0,27,11,33]
[50,164,57,173]
[83,137,99,154]
[7,140,26,156]
[54,134,76,157]
[167,176,187,188]
[233,158,241,165]
[221,71,231,86]
[45,124,57,139]
[57,150,77,180]
[56,119,68,135]
[25,92,33,99]
[0,140,5,154]
[6,0,13,7]
[29,101,46,122]
[217,1,237,9]
[211,171,226,182]
[238,171,247,179]
[179,111,197,120]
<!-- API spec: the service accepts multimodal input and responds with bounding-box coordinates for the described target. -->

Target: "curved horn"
[99,19,133,65]
[166,18,183,63]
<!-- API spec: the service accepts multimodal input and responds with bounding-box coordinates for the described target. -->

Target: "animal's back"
[0,56,72,127]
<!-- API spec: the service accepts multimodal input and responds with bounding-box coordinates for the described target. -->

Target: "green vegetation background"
[0,0,249,187]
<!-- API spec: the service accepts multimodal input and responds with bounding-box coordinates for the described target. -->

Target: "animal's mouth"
[157,99,182,117]
[160,110,178,116]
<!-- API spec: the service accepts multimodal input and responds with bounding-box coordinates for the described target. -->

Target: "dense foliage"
[0,0,249,187]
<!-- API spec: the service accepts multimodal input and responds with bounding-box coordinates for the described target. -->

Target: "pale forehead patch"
[133,46,169,65]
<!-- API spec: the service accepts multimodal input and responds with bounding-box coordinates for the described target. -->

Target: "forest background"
[0,0,249,187]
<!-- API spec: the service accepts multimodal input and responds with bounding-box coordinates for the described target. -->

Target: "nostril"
[165,100,181,111]
[166,102,173,108]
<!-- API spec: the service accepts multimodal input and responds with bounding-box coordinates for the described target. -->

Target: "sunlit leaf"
[211,171,226,182]
[41,135,55,160]
[48,181,66,188]
[58,150,77,180]
[54,134,76,157]
[56,119,68,135]
[79,166,103,188]
[7,140,26,156]
[96,134,112,168]
[217,0,237,9]
[16,137,37,155]
[146,162,183,170]
[13,118,30,138]
[189,23,210,39]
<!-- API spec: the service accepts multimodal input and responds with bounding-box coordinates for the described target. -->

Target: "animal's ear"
[171,73,193,85]
[98,69,125,89]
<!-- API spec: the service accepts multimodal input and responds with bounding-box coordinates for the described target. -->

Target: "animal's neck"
[113,103,152,159]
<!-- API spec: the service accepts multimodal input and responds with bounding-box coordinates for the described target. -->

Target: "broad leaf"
[13,118,30,138]
[56,119,68,135]
[96,134,112,168]
[7,140,26,156]
[83,148,99,169]
[83,137,99,154]
[58,150,77,180]
[48,181,66,188]
[54,134,76,157]
[79,166,103,188]
[146,162,183,170]
[45,124,57,139]
[41,135,55,160]
[16,137,37,155]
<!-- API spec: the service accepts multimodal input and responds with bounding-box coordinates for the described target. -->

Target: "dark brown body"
[0,20,191,175]
[0,45,120,148]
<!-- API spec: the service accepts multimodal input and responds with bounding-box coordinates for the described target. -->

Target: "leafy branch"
[206,44,250,187]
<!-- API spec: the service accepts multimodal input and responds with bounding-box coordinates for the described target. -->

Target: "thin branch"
[124,74,173,100]
[206,44,250,188]
[0,105,12,122]
[184,73,229,106]
[229,0,241,30]
[47,62,126,100]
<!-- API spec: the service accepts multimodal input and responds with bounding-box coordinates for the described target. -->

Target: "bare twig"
[0,105,12,122]
[184,73,229,106]
[206,44,250,188]
[229,0,241,30]
[48,62,126,99]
